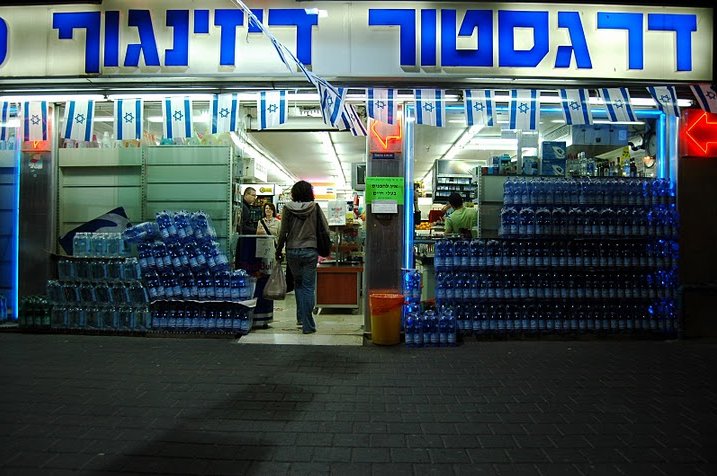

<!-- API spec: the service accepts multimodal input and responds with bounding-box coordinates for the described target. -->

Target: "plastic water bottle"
[156,211,177,241]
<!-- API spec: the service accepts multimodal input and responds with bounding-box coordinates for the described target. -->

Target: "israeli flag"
[210,94,240,134]
[508,89,540,131]
[690,84,717,114]
[257,91,288,130]
[559,89,593,125]
[464,89,496,127]
[599,88,637,122]
[22,101,48,141]
[62,100,95,141]
[647,86,680,117]
[114,99,143,140]
[337,104,368,137]
[367,88,398,125]
[691,84,717,113]
[0,101,13,141]
[162,97,193,139]
[415,89,446,127]
[318,82,346,128]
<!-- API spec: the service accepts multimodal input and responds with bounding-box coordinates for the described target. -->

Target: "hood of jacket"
[283,201,316,219]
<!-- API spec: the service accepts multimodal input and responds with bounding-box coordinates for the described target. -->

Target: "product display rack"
[433,173,474,204]
[433,176,679,338]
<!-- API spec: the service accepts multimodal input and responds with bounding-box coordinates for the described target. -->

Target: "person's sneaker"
[302,329,316,334]
[296,322,302,327]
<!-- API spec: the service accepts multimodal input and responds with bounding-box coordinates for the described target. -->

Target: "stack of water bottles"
[46,253,150,332]
[123,210,254,334]
[402,268,457,347]
[432,176,679,337]
[18,296,51,329]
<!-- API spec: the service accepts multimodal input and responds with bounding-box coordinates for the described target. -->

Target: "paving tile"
[351,447,390,463]
[388,448,430,464]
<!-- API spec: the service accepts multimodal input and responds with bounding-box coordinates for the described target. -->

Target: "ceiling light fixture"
[319,131,348,188]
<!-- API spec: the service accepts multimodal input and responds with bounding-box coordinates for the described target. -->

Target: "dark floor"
[0,333,715,476]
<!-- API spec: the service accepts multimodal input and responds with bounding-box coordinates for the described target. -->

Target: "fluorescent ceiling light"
[0,94,105,102]
[108,93,215,101]
[469,138,518,147]
[593,120,645,125]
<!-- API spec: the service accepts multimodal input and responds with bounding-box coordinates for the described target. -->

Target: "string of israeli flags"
[3,0,716,142]
[10,83,710,143]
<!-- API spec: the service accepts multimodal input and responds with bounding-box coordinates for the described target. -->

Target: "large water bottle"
[413,311,424,347]
[438,313,448,346]
[156,211,177,241]
[504,178,514,205]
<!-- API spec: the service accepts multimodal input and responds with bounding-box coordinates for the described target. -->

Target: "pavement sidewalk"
[0,333,715,475]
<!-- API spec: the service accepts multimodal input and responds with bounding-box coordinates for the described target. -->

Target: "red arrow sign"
[370,118,402,150]
[686,111,717,154]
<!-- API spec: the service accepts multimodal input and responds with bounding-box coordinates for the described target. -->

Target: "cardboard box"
[609,126,628,145]
[541,141,567,176]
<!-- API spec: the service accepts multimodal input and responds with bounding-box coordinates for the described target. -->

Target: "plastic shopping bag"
[263,260,287,300]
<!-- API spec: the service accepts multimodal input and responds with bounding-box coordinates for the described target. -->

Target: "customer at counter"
[256,202,280,237]
[444,192,477,238]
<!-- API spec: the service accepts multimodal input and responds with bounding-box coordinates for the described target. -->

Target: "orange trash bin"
[369,291,404,345]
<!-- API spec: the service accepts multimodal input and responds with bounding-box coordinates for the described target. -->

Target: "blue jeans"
[286,248,318,333]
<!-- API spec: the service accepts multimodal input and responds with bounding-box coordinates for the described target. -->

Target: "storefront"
[0,1,714,339]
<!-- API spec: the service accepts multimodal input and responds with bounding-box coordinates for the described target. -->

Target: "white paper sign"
[327,200,346,226]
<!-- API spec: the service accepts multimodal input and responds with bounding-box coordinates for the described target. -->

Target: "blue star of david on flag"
[464,90,496,127]
[509,90,539,130]
[559,89,592,125]
[23,101,48,141]
[647,86,680,117]
[599,88,637,123]
[163,97,193,139]
[691,83,717,113]
[257,91,288,130]
[319,81,347,128]
[367,88,398,125]
[115,99,143,140]
[62,100,95,141]
[415,89,445,127]
[336,103,367,137]
[211,93,240,134]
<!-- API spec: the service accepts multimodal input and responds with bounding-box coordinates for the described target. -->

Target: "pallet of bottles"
[148,299,254,336]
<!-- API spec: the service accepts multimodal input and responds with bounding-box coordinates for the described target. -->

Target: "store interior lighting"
[317,131,348,189]
[465,137,519,150]
[229,131,296,185]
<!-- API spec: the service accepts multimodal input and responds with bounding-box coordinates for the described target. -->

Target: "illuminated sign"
[682,109,717,157]
[0,2,711,81]
[369,118,402,154]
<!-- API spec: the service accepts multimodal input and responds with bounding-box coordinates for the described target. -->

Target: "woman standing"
[275,180,327,334]
[256,202,281,237]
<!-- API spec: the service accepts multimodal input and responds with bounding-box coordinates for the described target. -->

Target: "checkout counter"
[315,224,364,313]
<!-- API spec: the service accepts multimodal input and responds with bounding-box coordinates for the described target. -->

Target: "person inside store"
[240,187,260,234]
[275,180,327,334]
[256,202,281,237]
[444,192,478,238]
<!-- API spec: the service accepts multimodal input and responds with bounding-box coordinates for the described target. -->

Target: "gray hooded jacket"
[275,201,328,253]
